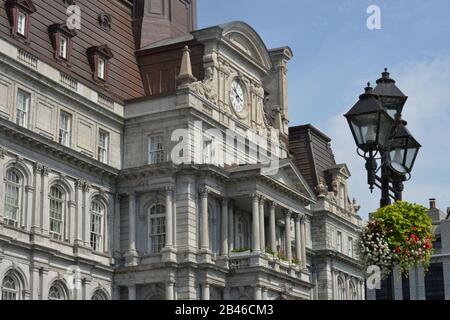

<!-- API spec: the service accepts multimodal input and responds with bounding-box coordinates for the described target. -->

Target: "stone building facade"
[0,0,363,300]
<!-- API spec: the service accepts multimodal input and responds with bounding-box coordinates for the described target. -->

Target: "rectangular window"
[90,213,102,252]
[98,130,109,164]
[148,135,164,165]
[17,12,26,36]
[59,36,68,59]
[49,190,63,241]
[58,111,71,147]
[98,58,106,80]
[337,231,342,252]
[348,237,353,257]
[425,263,445,300]
[16,90,30,128]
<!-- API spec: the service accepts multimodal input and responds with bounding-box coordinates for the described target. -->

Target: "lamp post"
[344,69,421,208]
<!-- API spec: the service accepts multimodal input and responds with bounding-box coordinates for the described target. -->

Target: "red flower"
[413,227,417,231]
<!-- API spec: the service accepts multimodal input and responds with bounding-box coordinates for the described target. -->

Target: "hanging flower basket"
[358,201,434,278]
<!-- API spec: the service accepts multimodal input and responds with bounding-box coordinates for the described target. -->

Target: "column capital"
[283,209,293,218]
[251,193,260,202]
[199,186,209,198]
[83,182,91,192]
[222,197,229,206]
[294,212,305,222]
[0,147,6,159]
[269,201,277,210]
[75,179,85,190]
[165,184,174,194]
[259,195,266,202]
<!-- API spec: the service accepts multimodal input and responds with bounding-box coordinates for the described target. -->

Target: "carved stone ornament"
[189,67,217,104]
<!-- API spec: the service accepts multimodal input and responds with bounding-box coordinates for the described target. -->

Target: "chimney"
[429,198,437,210]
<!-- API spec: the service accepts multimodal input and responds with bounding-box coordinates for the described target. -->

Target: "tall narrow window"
[90,200,104,252]
[58,111,71,147]
[16,90,30,128]
[98,58,106,80]
[348,237,354,257]
[16,11,26,36]
[149,204,166,254]
[337,277,346,300]
[1,272,20,300]
[59,36,68,59]
[4,169,21,227]
[236,216,250,250]
[98,130,109,164]
[337,231,342,252]
[148,135,164,165]
[49,186,64,241]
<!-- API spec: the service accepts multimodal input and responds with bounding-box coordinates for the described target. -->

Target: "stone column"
[224,287,231,300]
[30,265,41,300]
[31,163,43,233]
[202,283,210,300]
[0,148,5,223]
[199,187,209,250]
[294,214,301,261]
[254,286,262,300]
[269,202,276,253]
[262,287,268,300]
[331,269,336,300]
[166,281,175,300]
[228,201,234,253]
[251,193,260,253]
[221,198,229,256]
[68,201,76,243]
[165,186,174,248]
[128,192,137,253]
[74,179,84,245]
[360,280,366,300]
[300,215,307,268]
[128,285,136,300]
[24,185,34,229]
[114,194,121,255]
[284,210,292,262]
[40,166,50,235]
[259,196,265,251]
[83,182,92,247]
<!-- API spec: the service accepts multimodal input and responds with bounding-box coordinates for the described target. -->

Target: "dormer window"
[98,58,106,80]
[87,45,113,82]
[5,0,37,41]
[48,23,76,63]
[17,11,26,35]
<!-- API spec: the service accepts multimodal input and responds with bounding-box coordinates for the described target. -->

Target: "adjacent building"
[0,0,363,300]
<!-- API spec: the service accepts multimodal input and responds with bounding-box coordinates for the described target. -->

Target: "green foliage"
[370,201,434,275]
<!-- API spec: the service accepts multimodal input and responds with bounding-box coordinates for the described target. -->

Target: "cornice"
[0,117,119,179]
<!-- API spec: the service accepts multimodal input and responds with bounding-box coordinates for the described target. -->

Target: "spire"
[177,46,197,88]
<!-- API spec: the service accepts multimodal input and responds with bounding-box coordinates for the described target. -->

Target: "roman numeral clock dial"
[230,80,245,113]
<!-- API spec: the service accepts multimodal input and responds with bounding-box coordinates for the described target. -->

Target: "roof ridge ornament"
[177,45,197,88]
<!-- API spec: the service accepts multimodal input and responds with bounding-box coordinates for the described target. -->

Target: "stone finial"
[176,45,197,88]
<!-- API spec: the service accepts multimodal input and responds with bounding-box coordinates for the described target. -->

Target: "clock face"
[230,80,245,113]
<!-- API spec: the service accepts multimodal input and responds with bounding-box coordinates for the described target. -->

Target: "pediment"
[221,21,272,71]
[6,0,37,13]
[263,159,316,202]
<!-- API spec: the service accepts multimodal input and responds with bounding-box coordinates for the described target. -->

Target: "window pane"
[149,135,164,165]
[17,12,26,36]
[98,131,109,164]
[16,90,30,128]
[59,112,71,147]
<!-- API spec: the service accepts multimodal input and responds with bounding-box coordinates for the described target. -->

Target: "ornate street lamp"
[344,69,421,207]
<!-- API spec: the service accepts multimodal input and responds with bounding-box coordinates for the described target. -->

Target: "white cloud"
[326,54,450,219]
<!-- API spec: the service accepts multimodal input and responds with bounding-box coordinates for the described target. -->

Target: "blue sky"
[198,0,450,218]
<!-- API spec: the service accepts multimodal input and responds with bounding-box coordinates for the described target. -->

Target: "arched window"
[236,216,250,250]
[349,281,357,300]
[4,169,22,227]
[48,281,68,300]
[149,204,166,254]
[49,186,65,241]
[1,272,21,300]
[90,200,105,252]
[91,289,108,300]
[337,277,346,300]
